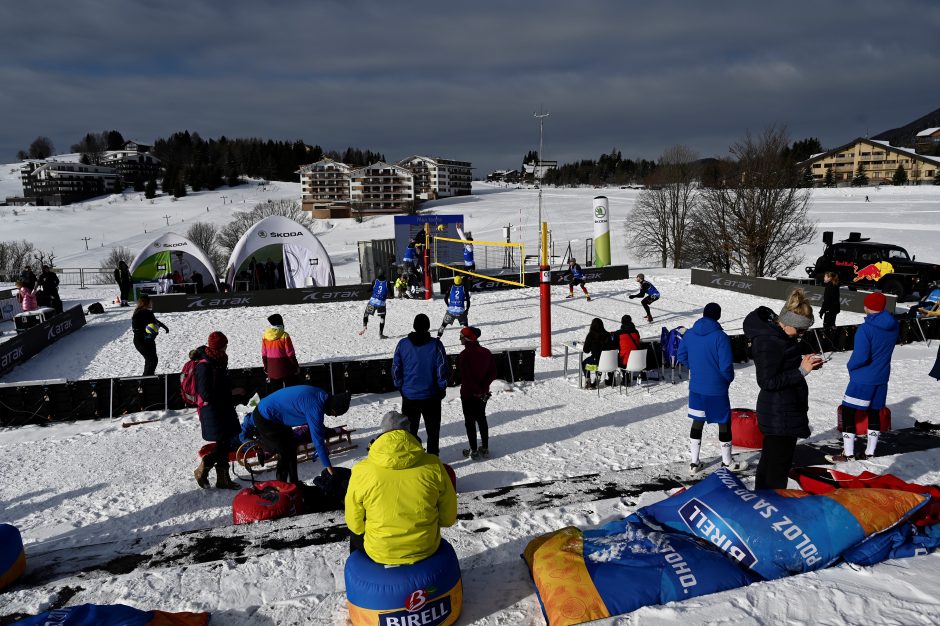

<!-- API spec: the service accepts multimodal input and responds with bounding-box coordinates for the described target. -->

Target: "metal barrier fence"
[0,268,113,288]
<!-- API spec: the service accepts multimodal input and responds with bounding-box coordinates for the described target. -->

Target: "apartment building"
[915,128,940,155]
[101,149,162,183]
[397,156,472,200]
[799,138,940,186]
[297,158,353,218]
[350,162,415,214]
[8,160,119,206]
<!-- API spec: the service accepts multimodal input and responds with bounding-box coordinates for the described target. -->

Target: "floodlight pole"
[534,108,549,260]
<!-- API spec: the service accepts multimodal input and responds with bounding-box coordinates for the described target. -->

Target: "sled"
[234,425,358,478]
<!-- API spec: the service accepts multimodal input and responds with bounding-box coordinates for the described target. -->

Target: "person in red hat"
[457,326,497,459]
[193,331,243,489]
[827,291,898,463]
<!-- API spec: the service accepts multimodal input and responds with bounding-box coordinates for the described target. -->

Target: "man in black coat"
[743,296,823,490]
[930,344,940,382]
[193,331,242,490]
[114,261,132,306]
[38,265,62,313]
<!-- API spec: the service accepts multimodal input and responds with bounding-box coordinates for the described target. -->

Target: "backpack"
[181,349,208,408]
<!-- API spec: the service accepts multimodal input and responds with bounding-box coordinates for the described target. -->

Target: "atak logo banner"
[151,284,373,312]
[0,305,86,377]
[690,268,896,315]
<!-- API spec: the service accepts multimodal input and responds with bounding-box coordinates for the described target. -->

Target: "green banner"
[593,196,611,267]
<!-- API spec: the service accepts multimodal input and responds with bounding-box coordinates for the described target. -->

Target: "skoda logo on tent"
[595,205,606,219]
[153,242,161,248]
[258,231,268,238]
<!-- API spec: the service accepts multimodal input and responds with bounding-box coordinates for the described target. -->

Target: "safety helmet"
[454,275,463,285]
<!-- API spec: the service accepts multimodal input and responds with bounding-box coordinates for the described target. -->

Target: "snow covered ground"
[2,170,940,624]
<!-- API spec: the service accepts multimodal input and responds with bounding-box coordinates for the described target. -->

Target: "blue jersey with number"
[369,280,388,306]
[463,243,474,266]
[447,285,467,314]
[403,246,416,263]
[570,264,584,280]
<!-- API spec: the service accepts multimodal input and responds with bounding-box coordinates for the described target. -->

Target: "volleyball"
[437,224,445,232]
[145,323,160,338]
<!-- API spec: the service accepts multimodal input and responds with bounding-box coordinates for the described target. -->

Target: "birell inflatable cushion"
[345,538,462,626]
[0,523,26,591]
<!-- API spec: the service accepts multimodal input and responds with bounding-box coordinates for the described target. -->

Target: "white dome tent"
[225,215,335,290]
[129,232,220,293]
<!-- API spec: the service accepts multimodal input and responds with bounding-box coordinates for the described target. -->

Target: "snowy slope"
[2,168,940,624]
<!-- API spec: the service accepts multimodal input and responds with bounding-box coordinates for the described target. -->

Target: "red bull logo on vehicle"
[853,261,894,282]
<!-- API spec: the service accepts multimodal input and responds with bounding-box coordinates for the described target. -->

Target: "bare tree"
[28,136,55,159]
[216,199,315,256]
[693,126,816,277]
[96,246,133,284]
[627,144,699,268]
[0,240,38,276]
[71,132,106,165]
[186,222,225,274]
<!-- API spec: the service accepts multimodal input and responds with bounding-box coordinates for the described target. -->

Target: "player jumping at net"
[359,271,389,338]
[437,275,470,338]
[566,258,591,301]
[629,273,660,323]
[456,224,475,273]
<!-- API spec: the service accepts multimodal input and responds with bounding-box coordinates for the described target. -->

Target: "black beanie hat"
[621,314,633,326]
[268,313,284,326]
[703,303,721,321]
[326,392,352,416]
[413,313,431,332]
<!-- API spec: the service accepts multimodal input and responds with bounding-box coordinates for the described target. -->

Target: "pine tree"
[133,174,145,192]
[892,164,908,186]
[114,177,125,193]
[823,167,835,188]
[800,167,815,188]
[852,163,868,187]
[145,178,157,199]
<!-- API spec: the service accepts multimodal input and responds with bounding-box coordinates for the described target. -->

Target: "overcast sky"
[2,1,939,174]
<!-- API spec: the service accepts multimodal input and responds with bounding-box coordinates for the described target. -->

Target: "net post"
[423,223,432,300]
[540,221,552,357]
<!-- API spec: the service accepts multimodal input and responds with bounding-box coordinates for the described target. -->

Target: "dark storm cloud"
[1,0,939,173]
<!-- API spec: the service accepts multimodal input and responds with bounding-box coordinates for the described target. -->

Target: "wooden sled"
[233,425,358,479]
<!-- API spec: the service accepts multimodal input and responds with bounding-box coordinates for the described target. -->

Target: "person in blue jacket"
[251,386,352,483]
[828,292,899,462]
[437,275,470,338]
[566,257,590,300]
[629,273,660,323]
[359,272,389,339]
[393,313,450,455]
[677,303,738,474]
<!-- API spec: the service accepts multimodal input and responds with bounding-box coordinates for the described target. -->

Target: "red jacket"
[617,331,642,367]
[457,342,497,398]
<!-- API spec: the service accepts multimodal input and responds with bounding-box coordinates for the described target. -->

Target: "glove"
[629,294,637,299]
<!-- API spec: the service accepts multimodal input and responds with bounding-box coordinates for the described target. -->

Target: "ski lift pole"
[540,222,552,357]
[423,223,432,300]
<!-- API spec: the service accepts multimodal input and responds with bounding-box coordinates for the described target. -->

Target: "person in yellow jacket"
[344,410,457,565]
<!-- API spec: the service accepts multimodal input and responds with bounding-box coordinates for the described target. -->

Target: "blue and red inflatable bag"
[232,480,303,525]
[637,468,927,580]
[13,604,208,626]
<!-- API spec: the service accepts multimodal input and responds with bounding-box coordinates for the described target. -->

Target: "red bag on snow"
[730,408,763,449]
[790,467,940,527]
[837,405,891,435]
[232,481,303,525]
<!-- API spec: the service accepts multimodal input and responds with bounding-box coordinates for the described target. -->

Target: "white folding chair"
[595,349,620,396]
[624,348,650,394]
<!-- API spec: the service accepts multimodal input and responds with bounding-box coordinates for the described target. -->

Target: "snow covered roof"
[916,127,940,137]
[799,137,940,166]
[350,161,413,177]
[296,158,352,174]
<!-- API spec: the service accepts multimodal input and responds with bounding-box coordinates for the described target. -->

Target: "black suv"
[806,231,940,300]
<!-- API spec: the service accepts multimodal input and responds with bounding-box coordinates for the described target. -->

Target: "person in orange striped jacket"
[262,313,299,392]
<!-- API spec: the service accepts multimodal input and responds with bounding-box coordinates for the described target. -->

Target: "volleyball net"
[431,235,526,288]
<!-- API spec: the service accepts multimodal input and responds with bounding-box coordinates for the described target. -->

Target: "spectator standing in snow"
[930,343,940,381]
[15,280,38,313]
[629,273,660,323]
[677,303,738,474]
[262,313,299,393]
[437,275,470,338]
[827,292,898,462]
[359,272,389,338]
[393,314,449,456]
[457,326,497,459]
[582,318,616,389]
[19,267,37,290]
[566,258,590,300]
[114,260,132,307]
[344,410,457,563]
[131,294,168,376]
[394,271,409,299]
[37,265,62,313]
[613,314,641,368]
[251,386,351,483]
[819,271,841,335]
[193,331,242,490]
[744,288,823,489]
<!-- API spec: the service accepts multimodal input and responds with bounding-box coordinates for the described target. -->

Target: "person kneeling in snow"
[344,411,457,564]
[677,303,739,474]
[251,386,351,484]
[827,292,898,463]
